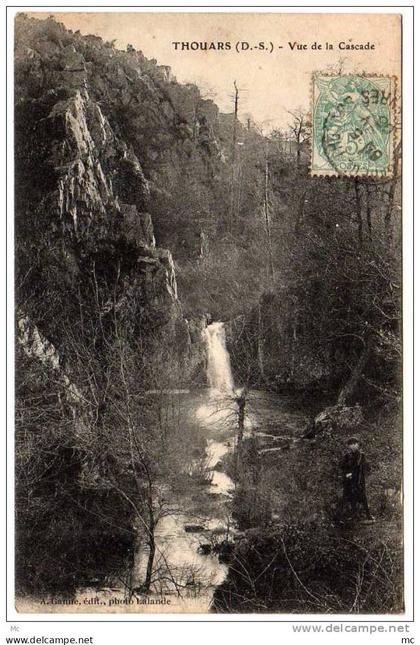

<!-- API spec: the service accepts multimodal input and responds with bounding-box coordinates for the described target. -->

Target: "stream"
[65,322,308,614]
[127,322,302,613]
[133,390,237,612]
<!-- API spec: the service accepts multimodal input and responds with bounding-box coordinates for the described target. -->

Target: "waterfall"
[204,322,234,394]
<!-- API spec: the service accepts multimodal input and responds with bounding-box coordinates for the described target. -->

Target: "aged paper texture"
[14,11,403,615]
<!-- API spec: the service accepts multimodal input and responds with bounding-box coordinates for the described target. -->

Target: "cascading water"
[203,322,234,394]
[131,322,237,610]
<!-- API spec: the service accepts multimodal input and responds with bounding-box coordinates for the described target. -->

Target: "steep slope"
[14,15,224,594]
[15,14,225,376]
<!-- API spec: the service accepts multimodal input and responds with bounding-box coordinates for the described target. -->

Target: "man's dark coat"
[341,449,369,503]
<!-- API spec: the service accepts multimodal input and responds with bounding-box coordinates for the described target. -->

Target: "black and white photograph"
[7,7,412,623]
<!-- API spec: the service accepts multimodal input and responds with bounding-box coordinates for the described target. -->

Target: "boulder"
[184,524,205,533]
[311,404,364,437]
[119,206,156,250]
[211,526,228,536]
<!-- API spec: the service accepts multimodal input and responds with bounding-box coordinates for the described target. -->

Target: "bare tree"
[287,108,310,168]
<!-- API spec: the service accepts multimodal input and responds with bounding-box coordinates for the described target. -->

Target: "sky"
[27,11,401,131]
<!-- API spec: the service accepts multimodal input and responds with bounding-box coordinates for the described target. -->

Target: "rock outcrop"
[15,14,201,369]
[17,314,84,422]
[15,14,240,383]
[303,404,364,439]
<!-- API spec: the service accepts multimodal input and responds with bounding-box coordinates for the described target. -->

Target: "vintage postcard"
[11,9,407,618]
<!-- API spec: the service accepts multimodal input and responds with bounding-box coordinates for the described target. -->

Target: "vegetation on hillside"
[14,14,402,611]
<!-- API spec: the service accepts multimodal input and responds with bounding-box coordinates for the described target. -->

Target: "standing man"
[340,437,374,522]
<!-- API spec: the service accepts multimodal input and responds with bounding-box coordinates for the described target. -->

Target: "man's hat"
[347,436,360,445]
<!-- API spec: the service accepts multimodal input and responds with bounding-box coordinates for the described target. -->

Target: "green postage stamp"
[311,74,396,177]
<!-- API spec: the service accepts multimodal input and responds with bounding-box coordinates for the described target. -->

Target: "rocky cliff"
[15,14,220,380]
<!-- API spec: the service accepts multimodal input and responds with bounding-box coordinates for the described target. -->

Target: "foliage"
[15,345,135,595]
[14,14,402,607]
[213,521,403,613]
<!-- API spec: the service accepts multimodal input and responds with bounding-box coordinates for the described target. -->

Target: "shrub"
[213,522,403,614]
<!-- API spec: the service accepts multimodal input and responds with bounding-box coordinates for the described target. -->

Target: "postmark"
[311,74,396,178]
